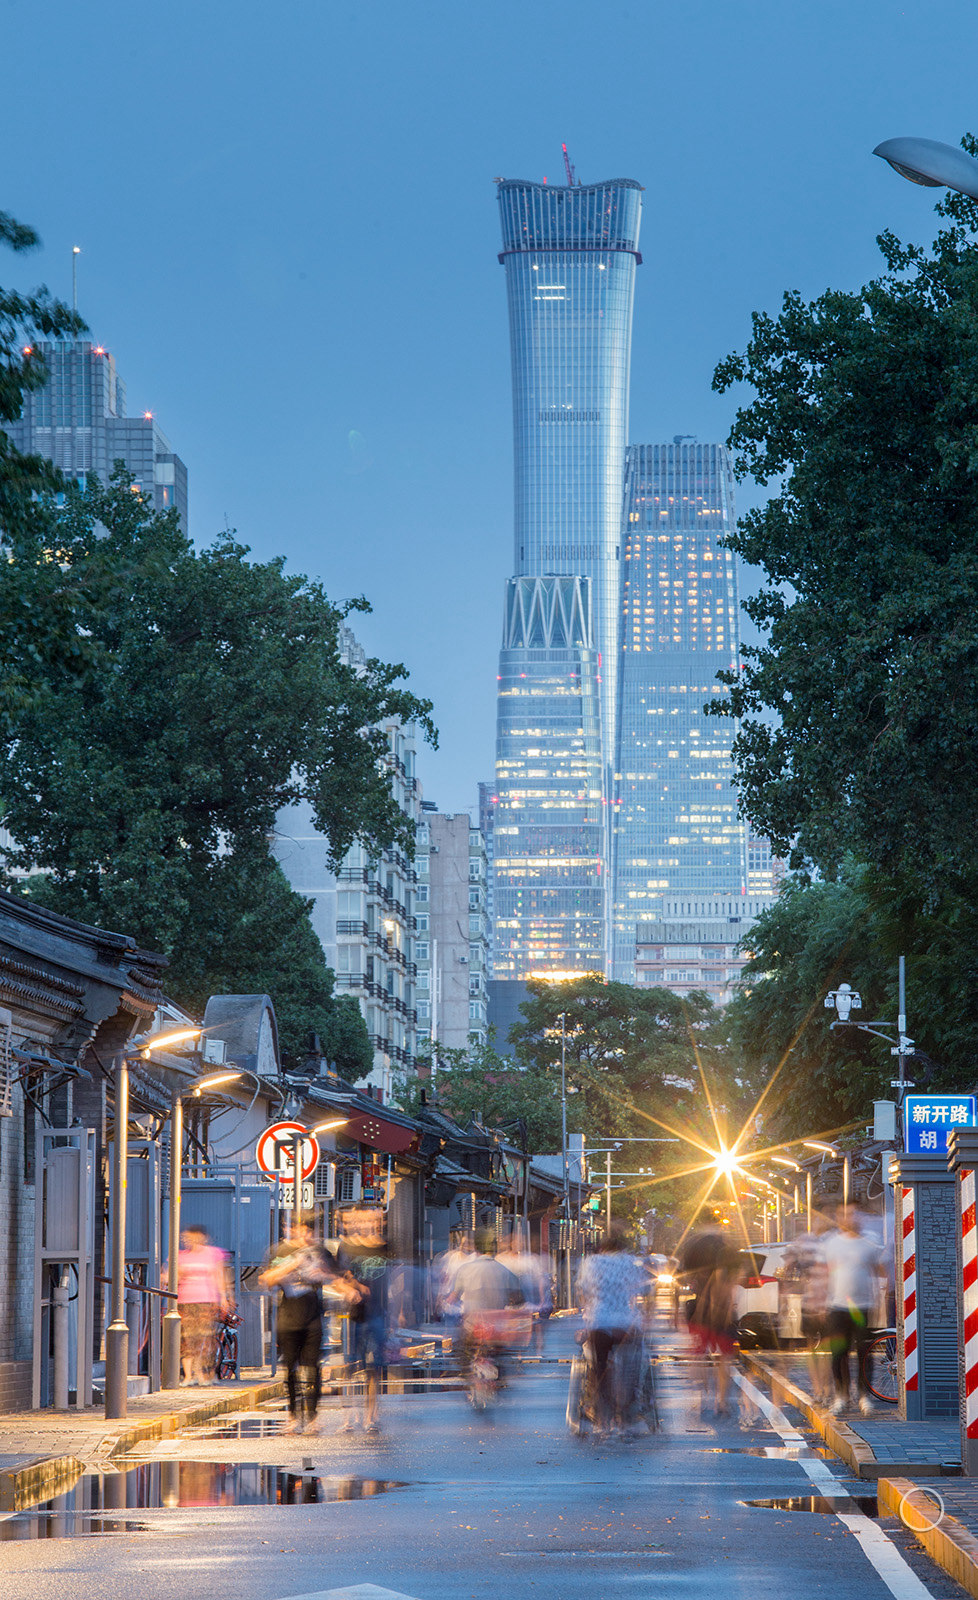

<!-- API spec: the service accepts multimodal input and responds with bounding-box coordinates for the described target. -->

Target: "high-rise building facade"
[612,441,748,982]
[8,340,188,526]
[492,175,643,979]
[413,808,490,1055]
[274,626,420,1099]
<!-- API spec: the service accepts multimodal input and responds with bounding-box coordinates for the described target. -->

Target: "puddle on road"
[704,1446,833,1460]
[742,1494,879,1516]
[1,1466,406,1540]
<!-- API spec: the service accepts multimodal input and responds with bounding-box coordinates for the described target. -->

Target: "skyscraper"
[611,440,749,981]
[492,174,643,979]
[7,340,188,526]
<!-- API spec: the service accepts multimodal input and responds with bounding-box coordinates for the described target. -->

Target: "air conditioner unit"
[201,1037,227,1065]
[314,1162,335,1200]
[336,1168,362,1205]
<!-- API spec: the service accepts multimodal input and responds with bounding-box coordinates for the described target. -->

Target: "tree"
[724,866,978,1140]
[508,975,723,1150]
[711,142,978,901]
[398,1037,562,1152]
[158,849,373,1075]
[1,469,436,1061]
[0,210,88,733]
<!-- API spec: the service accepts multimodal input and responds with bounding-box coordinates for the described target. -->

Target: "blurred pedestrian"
[576,1223,647,1433]
[785,1223,830,1404]
[497,1228,550,1351]
[823,1206,884,1416]
[259,1213,345,1434]
[171,1224,233,1387]
[337,1207,392,1435]
[680,1223,741,1417]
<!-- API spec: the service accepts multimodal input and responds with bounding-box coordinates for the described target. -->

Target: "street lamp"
[161,1063,241,1389]
[825,957,915,1128]
[107,1025,202,1418]
[874,137,978,200]
[559,1013,572,1311]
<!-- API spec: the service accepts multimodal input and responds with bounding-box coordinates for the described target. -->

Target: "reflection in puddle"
[705,1446,833,1460]
[1,1467,405,1540]
[743,1494,879,1516]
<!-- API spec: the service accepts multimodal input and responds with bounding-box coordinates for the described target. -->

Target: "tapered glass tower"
[492,175,642,979]
[612,441,748,981]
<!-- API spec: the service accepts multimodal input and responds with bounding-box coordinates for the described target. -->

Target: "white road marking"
[735,1372,936,1600]
[278,1587,423,1600]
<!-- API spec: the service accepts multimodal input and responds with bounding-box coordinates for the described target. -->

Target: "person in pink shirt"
[175,1225,233,1385]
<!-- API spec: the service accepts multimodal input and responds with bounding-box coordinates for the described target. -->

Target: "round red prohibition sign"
[255,1120,320,1181]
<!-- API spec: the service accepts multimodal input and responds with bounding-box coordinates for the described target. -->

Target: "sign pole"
[293,1133,302,1233]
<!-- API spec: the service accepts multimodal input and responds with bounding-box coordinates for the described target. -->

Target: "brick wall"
[0,1083,36,1406]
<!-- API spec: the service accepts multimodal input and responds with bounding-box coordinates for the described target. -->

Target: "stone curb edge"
[878,1476,978,1600]
[0,1379,286,1515]
[739,1350,883,1479]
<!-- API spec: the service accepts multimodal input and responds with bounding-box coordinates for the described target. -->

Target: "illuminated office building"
[612,440,750,982]
[7,340,188,526]
[492,173,642,978]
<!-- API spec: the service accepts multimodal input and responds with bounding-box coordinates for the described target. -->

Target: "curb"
[740,1350,882,1479]
[0,1453,86,1514]
[106,1378,286,1462]
[878,1476,978,1600]
[0,1378,286,1515]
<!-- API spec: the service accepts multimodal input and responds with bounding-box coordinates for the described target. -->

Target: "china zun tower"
[492,175,642,978]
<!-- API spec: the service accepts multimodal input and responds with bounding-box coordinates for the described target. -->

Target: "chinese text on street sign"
[904,1095,977,1154]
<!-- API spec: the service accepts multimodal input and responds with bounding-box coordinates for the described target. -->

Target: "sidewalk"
[742,1349,978,1599]
[0,1372,284,1513]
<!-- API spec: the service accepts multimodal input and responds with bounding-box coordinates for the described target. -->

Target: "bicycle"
[860,1327,898,1404]
[566,1332,659,1436]
[215,1310,241,1380]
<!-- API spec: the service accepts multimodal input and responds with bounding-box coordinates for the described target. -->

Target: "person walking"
[172,1224,233,1387]
[259,1214,344,1434]
[576,1224,647,1433]
[822,1206,884,1416]
[337,1207,393,1435]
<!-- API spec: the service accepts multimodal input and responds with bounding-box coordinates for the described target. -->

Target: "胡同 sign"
[904,1094,977,1154]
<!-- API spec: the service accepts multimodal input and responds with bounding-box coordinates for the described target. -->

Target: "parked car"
[733,1244,790,1349]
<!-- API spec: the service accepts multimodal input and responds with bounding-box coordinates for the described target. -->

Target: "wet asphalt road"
[1,1310,970,1600]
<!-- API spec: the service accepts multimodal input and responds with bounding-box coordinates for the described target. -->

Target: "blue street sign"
[905,1094,977,1154]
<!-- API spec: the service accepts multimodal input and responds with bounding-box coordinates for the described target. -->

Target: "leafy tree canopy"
[0,210,88,732]
[1,470,435,1067]
[711,138,978,900]
[725,865,978,1141]
[509,974,723,1150]
[398,1038,562,1153]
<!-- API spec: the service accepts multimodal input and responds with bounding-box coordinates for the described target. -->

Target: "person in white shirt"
[822,1207,884,1416]
[576,1224,647,1429]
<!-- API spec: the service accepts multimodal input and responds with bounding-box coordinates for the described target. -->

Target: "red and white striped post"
[889,1152,956,1422]
[901,1186,919,1399]
[949,1129,978,1473]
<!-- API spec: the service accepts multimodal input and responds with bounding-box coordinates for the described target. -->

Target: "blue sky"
[4,0,977,810]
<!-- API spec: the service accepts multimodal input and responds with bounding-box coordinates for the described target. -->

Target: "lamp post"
[559,1013,572,1311]
[825,959,914,1138]
[106,1025,202,1418]
[161,1066,240,1390]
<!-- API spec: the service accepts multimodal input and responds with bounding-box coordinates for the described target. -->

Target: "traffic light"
[586,1194,602,1212]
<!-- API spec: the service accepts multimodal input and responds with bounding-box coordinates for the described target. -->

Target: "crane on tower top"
[561,143,578,186]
